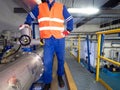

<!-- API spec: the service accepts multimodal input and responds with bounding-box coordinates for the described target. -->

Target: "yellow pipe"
[70,38,73,51]
[100,56,120,66]
[96,28,120,35]
[95,28,120,89]
[70,39,77,40]
[99,78,112,90]
[96,34,101,81]
[78,36,80,63]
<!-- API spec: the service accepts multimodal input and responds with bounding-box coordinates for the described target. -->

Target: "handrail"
[69,36,81,63]
[96,28,120,34]
[78,36,80,63]
[96,34,101,81]
[100,56,120,66]
[96,29,120,90]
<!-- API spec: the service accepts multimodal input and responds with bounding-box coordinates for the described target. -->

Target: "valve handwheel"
[19,35,31,46]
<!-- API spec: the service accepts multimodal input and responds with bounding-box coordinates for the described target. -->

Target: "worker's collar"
[46,0,55,4]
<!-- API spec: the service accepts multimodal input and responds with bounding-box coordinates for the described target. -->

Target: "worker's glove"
[19,24,30,30]
[62,30,70,36]
[40,38,44,46]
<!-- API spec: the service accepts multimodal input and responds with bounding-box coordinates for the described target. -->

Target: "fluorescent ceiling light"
[68,7,99,15]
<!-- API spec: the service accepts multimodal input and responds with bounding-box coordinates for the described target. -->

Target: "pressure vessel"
[0,48,44,90]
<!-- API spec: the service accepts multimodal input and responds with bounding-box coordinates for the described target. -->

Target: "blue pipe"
[118,33,120,37]
[100,34,104,55]
[86,35,91,71]
[0,45,13,60]
[32,23,38,50]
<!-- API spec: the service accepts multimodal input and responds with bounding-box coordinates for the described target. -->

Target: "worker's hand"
[19,24,30,30]
[62,30,70,36]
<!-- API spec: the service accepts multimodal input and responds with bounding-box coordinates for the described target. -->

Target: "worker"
[22,0,73,89]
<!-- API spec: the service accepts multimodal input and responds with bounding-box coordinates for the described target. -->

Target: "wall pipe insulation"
[0,48,44,90]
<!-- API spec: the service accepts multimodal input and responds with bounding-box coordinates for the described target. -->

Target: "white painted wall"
[73,24,99,32]
[103,41,120,59]
[66,39,98,67]
[66,38,120,67]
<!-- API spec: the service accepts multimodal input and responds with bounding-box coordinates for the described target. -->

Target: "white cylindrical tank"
[0,48,44,90]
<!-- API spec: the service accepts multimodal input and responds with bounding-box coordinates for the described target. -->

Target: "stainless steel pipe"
[0,48,44,90]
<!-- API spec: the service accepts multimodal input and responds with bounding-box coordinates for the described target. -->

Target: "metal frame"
[96,28,120,89]
[69,36,81,63]
[32,23,39,50]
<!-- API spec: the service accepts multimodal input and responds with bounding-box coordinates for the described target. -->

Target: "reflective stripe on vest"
[38,17,64,23]
[39,26,64,31]
[38,2,64,39]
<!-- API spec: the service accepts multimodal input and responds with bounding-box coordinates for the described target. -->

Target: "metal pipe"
[78,36,80,63]
[100,34,104,55]
[0,48,44,90]
[30,39,40,45]
[96,28,120,34]
[100,56,120,66]
[96,34,101,81]
[86,35,91,71]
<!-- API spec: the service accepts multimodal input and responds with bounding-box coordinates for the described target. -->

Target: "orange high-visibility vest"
[38,2,65,39]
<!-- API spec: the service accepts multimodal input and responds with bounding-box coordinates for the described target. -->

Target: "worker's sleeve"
[63,5,73,32]
[24,5,39,25]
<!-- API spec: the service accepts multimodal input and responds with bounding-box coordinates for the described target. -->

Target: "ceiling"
[14,0,120,21]
[0,0,120,35]
[16,0,120,32]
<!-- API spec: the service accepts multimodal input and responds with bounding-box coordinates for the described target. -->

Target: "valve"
[19,35,31,46]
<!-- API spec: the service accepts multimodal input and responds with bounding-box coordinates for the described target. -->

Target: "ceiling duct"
[100,19,120,28]
[14,8,27,13]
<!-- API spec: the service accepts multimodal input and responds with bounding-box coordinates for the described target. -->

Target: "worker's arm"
[24,5,39,25]
[63,5,73,32]
[23,5,44,46]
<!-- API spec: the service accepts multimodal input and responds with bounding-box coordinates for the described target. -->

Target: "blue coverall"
[24,0,73,84]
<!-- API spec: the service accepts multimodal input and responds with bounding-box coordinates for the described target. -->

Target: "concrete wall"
[73,24,99,32]
[0,0,26,32]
